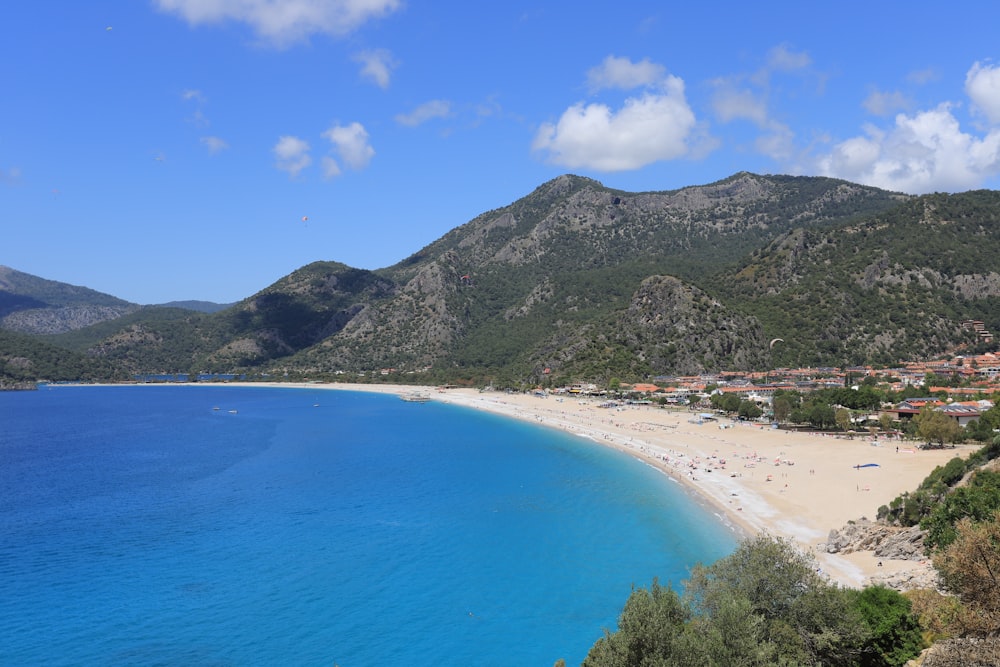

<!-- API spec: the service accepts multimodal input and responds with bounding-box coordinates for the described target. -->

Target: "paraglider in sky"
[301,216,308,223]
[769,338,784,349]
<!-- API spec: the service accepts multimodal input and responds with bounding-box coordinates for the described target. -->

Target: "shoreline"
[316,382,966,588]
[70,380,969,588]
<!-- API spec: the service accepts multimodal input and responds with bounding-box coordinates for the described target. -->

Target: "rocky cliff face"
[0,304,139,334]
[615,275,767,374]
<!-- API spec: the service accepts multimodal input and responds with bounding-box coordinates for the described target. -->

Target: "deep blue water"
[0,386,736,666]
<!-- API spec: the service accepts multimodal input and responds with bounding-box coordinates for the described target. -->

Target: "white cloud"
[200,136,229,154]
[863,89,910,117]
[353,48,396,89]
[181,88,206,103]
[816,104,1000,193]
[154,0,402,47]
[395,100,452,127]
[966,61,1000,125]
[533,77,698,171]
[273,135,311,177]
[586,55,666,92]
[321,122,374,177]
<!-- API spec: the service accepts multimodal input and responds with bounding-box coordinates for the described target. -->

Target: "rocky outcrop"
[615,275,769,374]
[870,566,939,592]
[824,518,927,560]
[915,637,1000,666]
[825,519,940,591]
[1,304,138,334]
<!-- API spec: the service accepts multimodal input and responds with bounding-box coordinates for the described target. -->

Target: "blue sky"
[4,1,1000,304]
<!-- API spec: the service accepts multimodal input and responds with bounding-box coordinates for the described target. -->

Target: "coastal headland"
[309,382,969,588]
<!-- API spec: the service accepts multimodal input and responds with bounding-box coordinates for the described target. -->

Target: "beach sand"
[267,382,969,587]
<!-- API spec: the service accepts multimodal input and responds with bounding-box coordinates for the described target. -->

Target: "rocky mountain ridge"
[4,172,1000,384]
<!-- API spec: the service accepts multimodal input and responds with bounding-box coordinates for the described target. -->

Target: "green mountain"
[0,328,127,386]
[6,172,999,386]
[713,189,1000,368]
[286,172,908,382]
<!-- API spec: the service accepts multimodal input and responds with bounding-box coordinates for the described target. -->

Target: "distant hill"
[6,172,1000,386]
[0,265,139,334]
[0,265,235,336]
[156,300,234,313]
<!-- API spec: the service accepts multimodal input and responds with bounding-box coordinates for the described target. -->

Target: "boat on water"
[399,393,431,403]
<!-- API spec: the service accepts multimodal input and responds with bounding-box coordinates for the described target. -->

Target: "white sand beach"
[304,382,969,588]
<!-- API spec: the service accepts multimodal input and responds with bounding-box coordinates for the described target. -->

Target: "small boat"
[399,393,431,403]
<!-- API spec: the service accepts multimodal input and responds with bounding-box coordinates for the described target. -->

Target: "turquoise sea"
[0,385,736,665]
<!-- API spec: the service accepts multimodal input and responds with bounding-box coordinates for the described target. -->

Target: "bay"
[0,385,736,665]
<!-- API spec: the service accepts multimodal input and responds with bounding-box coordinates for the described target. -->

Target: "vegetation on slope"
[580,535,924,666]
[4,175,1000,385]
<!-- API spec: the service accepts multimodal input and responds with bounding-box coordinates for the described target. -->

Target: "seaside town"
[530,348,1000,432]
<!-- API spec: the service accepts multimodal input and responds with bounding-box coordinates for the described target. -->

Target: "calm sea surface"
[0,385,736,666]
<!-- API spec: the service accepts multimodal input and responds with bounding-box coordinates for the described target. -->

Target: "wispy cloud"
[707,44,825,163]
[766,43,812,72]
[586,55,666,93]
[200,136,230,154]
[181,88,210,127]
[0,165,21,185]
[710,83,768,126]
[273,135,311,177]
[154,0,402,47]
[862,89,911,117]
[395,100,452,127]
[353,48,397,89]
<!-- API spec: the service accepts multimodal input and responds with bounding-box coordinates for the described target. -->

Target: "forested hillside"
[4,173,999,386]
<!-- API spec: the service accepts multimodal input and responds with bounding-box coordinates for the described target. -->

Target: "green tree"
[808,403,837,429]
[921,470,1000,551]
[965,418,994,442]
[879,412,895,433]
[684,535,868,665]
[849,585,925,667]
[738,400,762,420]
[772,394,794,423]
[916,406,962,445]
[721,393,741,413]
[673,595,773,666]
[836,407,852,432]
[583,579,688,667]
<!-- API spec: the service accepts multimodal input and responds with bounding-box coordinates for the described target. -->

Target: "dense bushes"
[581,535,924,666]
